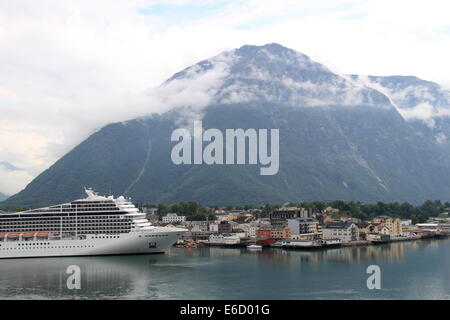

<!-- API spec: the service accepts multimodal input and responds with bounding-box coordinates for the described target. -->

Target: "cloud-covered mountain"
[0,193,8,202]
[352,75,450,146]
[3,43,450,208]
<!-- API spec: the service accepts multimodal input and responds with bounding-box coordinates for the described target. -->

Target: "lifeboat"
[22,232,36,238]
[7,233,20,237]
[36,232,49,238]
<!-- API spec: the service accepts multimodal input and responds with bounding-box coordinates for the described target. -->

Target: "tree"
[157,204,169,216]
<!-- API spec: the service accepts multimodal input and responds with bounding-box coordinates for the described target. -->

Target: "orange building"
[256,228,272,240]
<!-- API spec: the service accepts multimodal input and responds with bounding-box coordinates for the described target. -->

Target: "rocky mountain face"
[3,43,450,208]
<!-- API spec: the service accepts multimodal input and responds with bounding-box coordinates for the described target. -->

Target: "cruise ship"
[0,189,187,259]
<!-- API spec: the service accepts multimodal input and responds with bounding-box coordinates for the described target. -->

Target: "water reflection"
[0,239,448,299]
[0,255,153,299]
[205,240,435,265]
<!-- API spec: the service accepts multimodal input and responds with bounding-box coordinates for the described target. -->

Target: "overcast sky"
[1,0,450,195]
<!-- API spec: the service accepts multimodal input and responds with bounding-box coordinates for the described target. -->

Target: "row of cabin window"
[1,245,95,250]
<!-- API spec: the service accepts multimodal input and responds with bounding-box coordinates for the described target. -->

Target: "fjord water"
[1,239,449,299]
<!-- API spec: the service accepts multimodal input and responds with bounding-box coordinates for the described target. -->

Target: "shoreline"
[177,233,449,250]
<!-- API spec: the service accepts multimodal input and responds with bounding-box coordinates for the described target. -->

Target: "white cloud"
[399,102,437,125]
[153,50,236,114]
[1,0,450,194]
[0,166,34,196]
[435,132,447,144]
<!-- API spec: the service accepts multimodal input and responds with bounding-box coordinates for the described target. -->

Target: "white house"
[162,213,186,224]
[209,234,240,245]
[209,223,219,232]
[401,219,412,226]
[322,221,359,243]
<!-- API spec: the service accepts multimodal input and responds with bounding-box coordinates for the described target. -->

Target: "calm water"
[1,239,450,299]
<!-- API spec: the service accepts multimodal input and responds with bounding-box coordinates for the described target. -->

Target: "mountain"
[3,43,450,208]
[0,193,9,202]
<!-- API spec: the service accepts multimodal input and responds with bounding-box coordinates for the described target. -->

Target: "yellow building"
[371,217,402,235]
[270,226,292,240]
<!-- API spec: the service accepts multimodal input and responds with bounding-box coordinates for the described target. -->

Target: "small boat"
[247,244,262,250]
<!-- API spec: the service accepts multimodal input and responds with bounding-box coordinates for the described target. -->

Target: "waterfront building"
[238,224,258,238]
[287,218,320,236]
[322,221,359,243]
[209,233,240,245]
[233,231,247,239]
[270,226,291,240]
[437,223,450,233]
[162,213,186,224]
[218,221,233,233]
[371,217,402,235]
[256,228,272,240]
[356,222,370,240]
[416,223,439,231]
[290,233,317,240]
[366,233,390,242]
[183,230,213,242]
[255,226,291,240]
[401,224,417,233]
[367,223,390,235]
[209,223,219,233]
[427,218,450,232]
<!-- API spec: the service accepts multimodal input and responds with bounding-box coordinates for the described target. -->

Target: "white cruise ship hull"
[0,228,186,259]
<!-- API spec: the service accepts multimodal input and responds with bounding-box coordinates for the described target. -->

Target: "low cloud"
[152,50,236,122]
[354,75,450,126]
[399,102,437,127]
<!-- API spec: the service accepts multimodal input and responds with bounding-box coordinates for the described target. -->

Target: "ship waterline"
[0,189,187,259]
